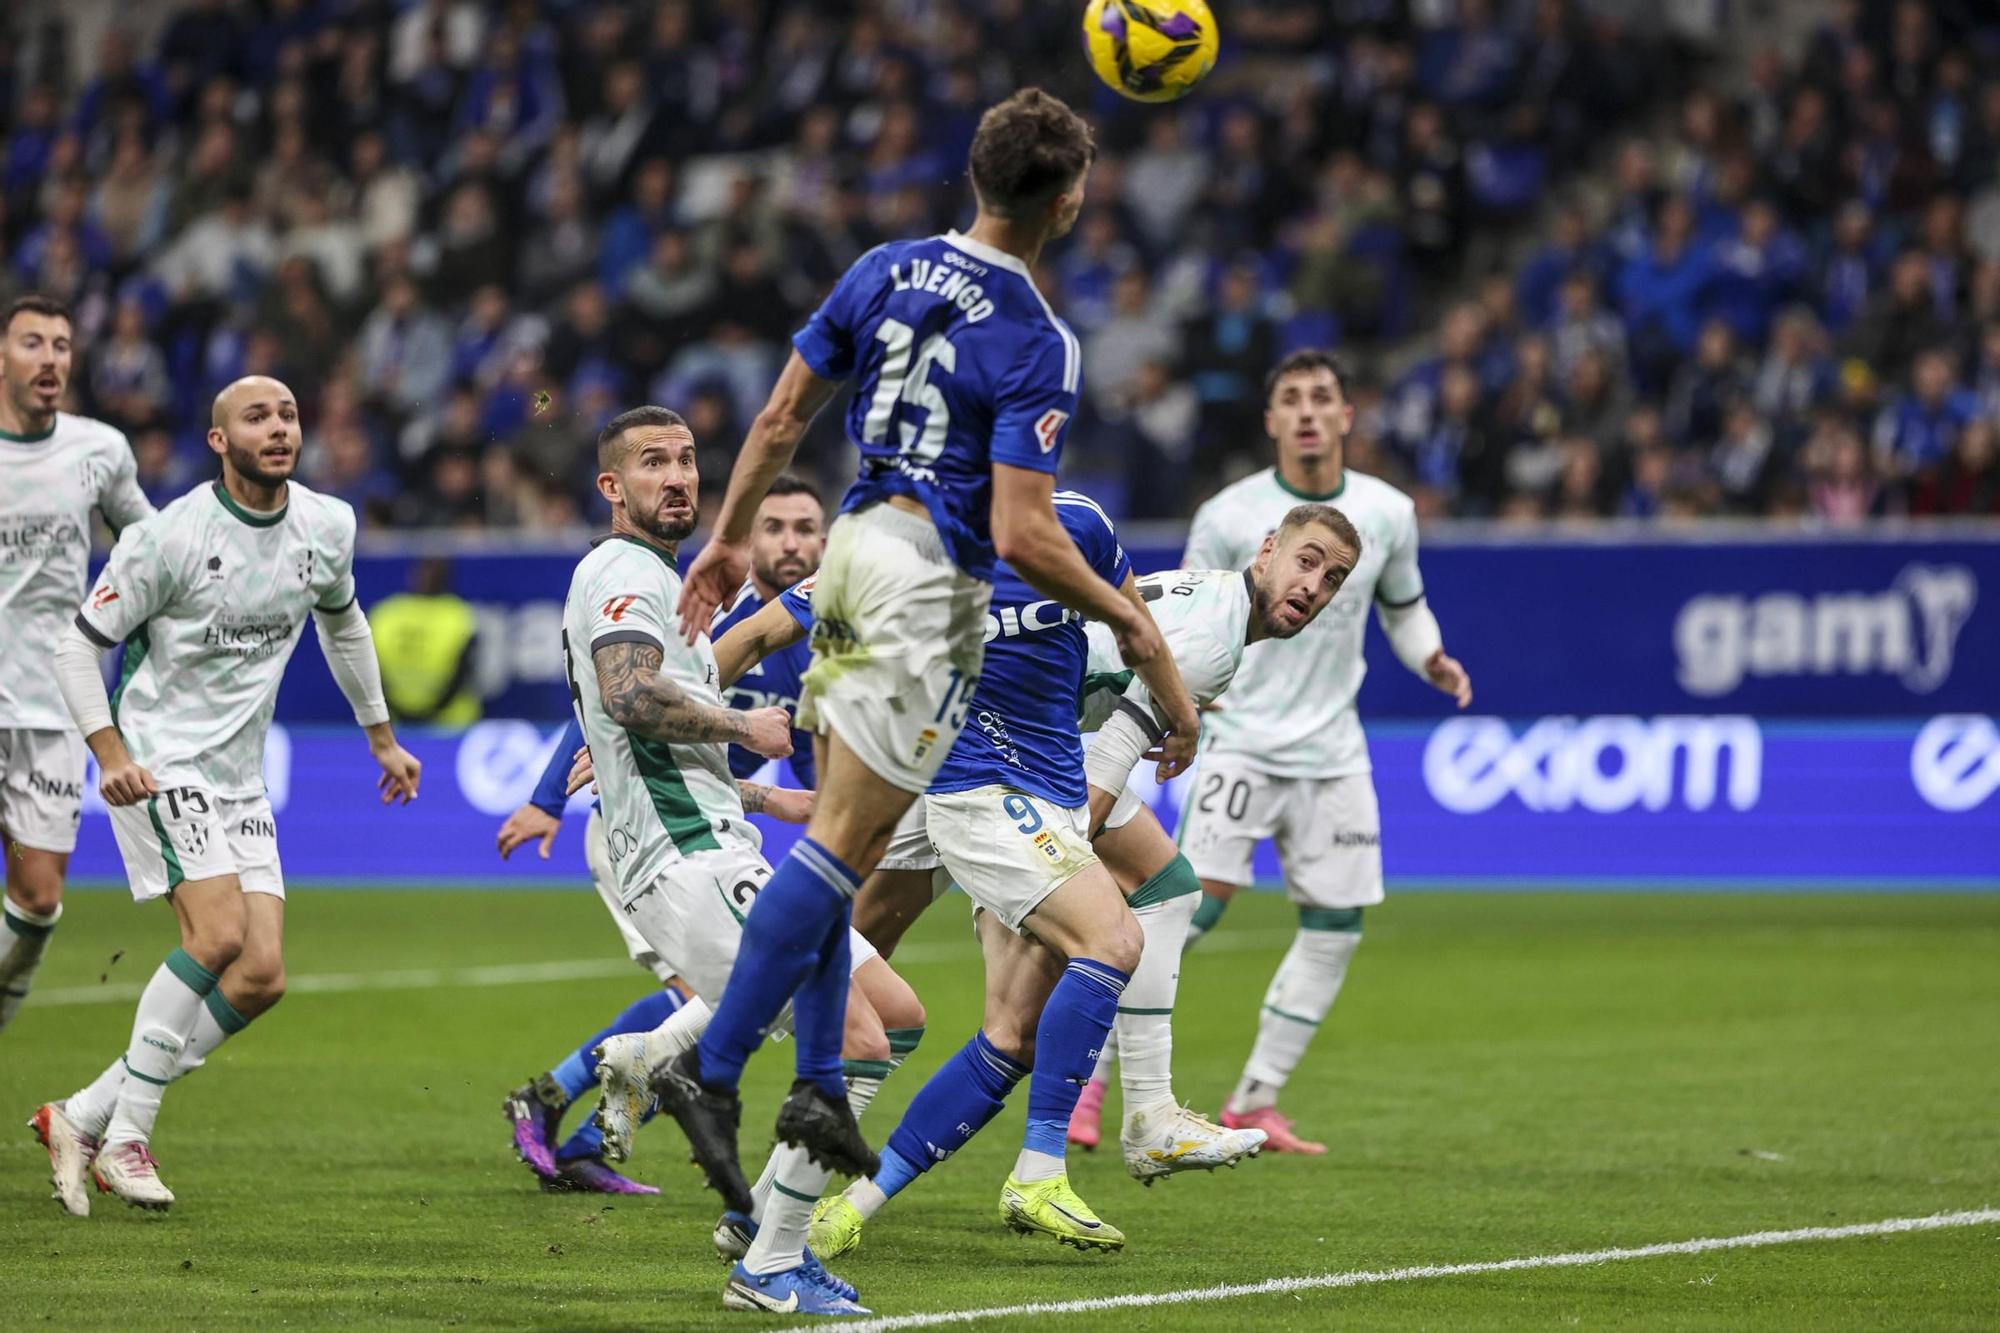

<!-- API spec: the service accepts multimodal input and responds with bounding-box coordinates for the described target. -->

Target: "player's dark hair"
[1264,349,1349,404]
[968,88,1096,219]
[765,473,823,506]
[1277,503,1363,562]
[597,405,689,470]
[3,294,72,334]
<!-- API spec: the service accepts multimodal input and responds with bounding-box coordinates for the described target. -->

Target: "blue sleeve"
[780,582,815,633]
[791,248,882,381]
[529,717,586,817]
[1058,501,1130,587]
[989,332,1078,475]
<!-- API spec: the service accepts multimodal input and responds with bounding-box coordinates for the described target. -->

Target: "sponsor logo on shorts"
[1330,830,1380,847]
[237,817,275,838]
[912,727,939,763]
[27,770,82,801]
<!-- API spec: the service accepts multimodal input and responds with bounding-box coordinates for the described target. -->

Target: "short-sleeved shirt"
[1182,467,1422,777]
[710,579,817,789]
[1,412,153,729]
[767,494,1130,809]
[1079,568,1252,736]
[561,535,752,901]
[792,230,1082,581]
[76,481,356,799]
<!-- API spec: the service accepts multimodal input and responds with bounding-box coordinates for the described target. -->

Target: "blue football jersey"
[927,493,1129,807]
[791,232,1082,581]
[711,581,817,789]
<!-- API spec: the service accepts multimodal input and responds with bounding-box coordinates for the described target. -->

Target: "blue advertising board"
[266,529,2000,723]
[67,716,2000,889]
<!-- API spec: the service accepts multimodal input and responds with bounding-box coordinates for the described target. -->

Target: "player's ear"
[205,427,226,459]
[597,470,621,506]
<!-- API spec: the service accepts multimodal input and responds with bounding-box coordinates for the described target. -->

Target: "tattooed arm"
[738,780,814,824]
[593,641,793,756]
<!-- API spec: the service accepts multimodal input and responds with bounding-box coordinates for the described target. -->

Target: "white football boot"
[29,1102,97,1217]
[591,1033,652,1163]
[93,1140,175,1210]
[1121,1102,1267,1184]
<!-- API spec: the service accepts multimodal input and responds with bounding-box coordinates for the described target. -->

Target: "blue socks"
[551,989,685,1103]
[876,1032,1029,1200]
[1022,958,1129,1164]
[696,837,859,1094]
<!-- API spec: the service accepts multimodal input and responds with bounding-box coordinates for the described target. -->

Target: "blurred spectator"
[131,422,196,511]
[1873,347,1978,481]
[0,0,1983,530]
[357,276,452,418]
[1912,419,2000,515]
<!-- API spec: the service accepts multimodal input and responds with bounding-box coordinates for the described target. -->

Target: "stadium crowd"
[1,0,1995,526]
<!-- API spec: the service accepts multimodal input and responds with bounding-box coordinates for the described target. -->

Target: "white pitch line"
[840,1208,2000,1333]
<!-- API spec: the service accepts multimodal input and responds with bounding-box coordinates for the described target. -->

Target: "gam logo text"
[1674,564,1975,697]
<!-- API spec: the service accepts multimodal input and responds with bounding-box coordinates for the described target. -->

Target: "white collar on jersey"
[942,230,1031,278]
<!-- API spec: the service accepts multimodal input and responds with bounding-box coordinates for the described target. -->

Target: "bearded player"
[1172,350,1471,1155]
[34,376,421,1213]
[0,295,154,1036]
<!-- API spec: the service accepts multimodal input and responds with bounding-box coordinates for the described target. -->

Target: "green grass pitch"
[3,888,1997,1329]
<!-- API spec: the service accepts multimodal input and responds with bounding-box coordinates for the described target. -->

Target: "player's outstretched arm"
[593,640,793,757]
[54,620,156,806]
[1377,598,1472,709]
[712,596,810,688]
[678,353,841,641]
[313,601,421,803]
[498,718,581,859]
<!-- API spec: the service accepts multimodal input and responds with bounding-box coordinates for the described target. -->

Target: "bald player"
[31,376,422,1215]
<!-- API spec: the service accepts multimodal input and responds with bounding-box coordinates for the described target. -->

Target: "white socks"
[1087,1041,1114,1087]
[742,1146,832,1276]
[1010,1147,1065,1183]
[66,1057,129,1140]
[751,1026,924,1227]
[0,898,59,1031]
[1117,894,1198,1126]
[1231,926,1361,1112]
[641,994,714,1071]
[103,950,219,1147]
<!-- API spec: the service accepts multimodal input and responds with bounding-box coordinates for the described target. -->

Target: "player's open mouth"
[32,374,60,393]
[1281,596,1310,622]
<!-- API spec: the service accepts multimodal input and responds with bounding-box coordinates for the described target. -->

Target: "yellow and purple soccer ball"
[1082,0,1219,103]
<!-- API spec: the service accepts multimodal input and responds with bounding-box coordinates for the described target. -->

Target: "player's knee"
[1095,907,1144,976]
[237,961,286,1009]
[184,920,245,972]
[985,1022,1034,1066]
[6,860,65,915]
[842,1019,891,1064]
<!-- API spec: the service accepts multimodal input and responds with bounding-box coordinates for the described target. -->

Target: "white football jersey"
[1183,467,1423,778]
[1079,567,1251,732]
[0,412,153,729]
[561,535,754,905]
[78,481,358,799]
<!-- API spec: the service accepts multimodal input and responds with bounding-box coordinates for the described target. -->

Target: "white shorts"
[106,786,283,902]
[798,503,991,794]
[1176,757,1384,910]
[878,797,941,872]
[617,838,875,1005]
[926,785,1098,933]
[587,807,677,985]
[1100,783,1146,833]
[0,728,86,854]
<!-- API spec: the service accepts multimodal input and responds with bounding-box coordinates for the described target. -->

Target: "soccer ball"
[1081,0,1219,103]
